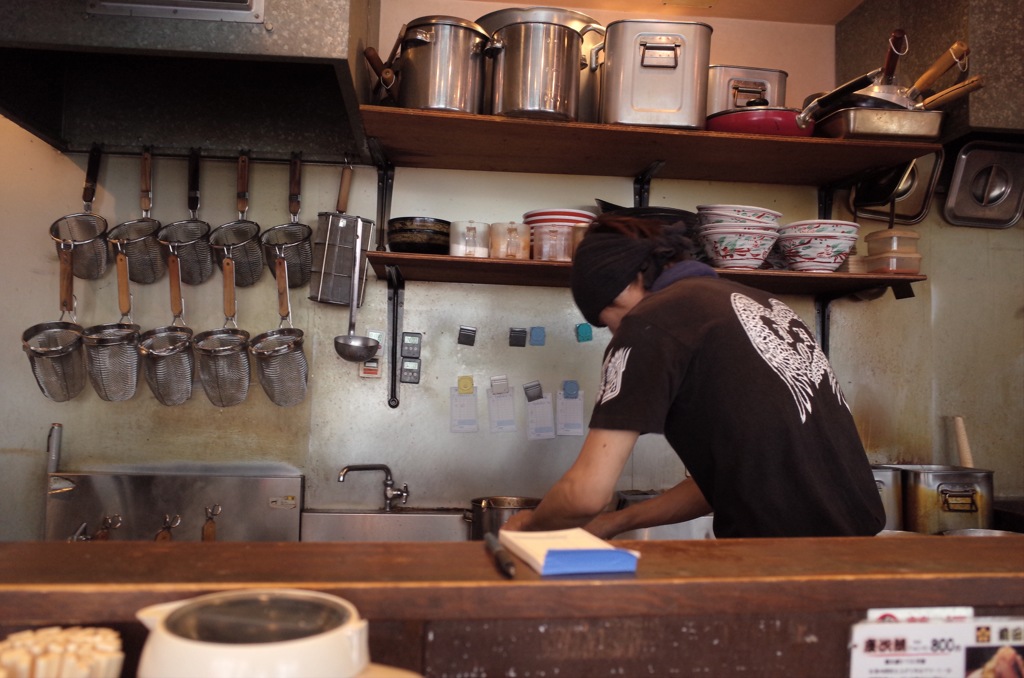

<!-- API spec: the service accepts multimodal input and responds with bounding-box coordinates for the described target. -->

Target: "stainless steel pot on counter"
[478,8,603,121]
[896,465,995,534]
[396,16,491,114]
[871,465,904,531]
[466,496,540,540]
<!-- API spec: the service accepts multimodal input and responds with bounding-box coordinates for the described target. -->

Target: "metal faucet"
[338,464,409,512]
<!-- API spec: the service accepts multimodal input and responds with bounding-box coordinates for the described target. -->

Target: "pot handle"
[484,36,505,57]
[589,41,605,72]
[136,599,190,630]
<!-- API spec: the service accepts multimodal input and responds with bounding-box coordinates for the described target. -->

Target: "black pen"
[484,532,516,579]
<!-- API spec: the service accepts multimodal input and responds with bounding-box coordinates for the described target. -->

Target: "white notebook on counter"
[498,527,639,576]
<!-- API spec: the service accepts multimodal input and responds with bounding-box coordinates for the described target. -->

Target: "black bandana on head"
[571,233,657,327]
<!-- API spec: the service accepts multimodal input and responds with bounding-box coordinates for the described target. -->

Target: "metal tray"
[816,108,943,141]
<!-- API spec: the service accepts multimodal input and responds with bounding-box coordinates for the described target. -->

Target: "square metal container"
[598,20,712,129]
[815,108,943,141]
[707,65,788,115]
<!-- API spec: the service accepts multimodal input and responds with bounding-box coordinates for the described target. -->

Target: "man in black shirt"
[503,215,885,538]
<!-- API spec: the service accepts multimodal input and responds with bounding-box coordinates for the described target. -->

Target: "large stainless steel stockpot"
[396,16,490,114]
[871,465,904,531]
[897,465,994,534]
[466,496,541,540]
[479,8,603,121]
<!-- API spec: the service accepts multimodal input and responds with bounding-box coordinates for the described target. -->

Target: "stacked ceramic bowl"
[695,204,782,269]
[522,208,595,261]
[774,219,860,272]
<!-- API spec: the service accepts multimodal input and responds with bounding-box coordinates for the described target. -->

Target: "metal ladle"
[334,215,380,362]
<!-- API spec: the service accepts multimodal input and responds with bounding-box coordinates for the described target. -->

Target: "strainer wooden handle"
[288,152,302,219]
[276,256,290,321]
[223,257,237,323]
[116,251,132,319]
[140,147,153,215]
[168,252,184,322]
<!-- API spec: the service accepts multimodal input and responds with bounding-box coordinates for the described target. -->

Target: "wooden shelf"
[367,251,926,298]
[360,105,942,186]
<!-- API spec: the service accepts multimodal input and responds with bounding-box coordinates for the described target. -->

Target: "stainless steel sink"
[300,509,470,542]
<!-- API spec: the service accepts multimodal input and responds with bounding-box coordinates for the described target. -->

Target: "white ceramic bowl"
[776,233,858,272]
[700,227,778,269]
[699,219,779,232]
[523,208,595,224]
[778,219,860,237]
[696,204,783,222]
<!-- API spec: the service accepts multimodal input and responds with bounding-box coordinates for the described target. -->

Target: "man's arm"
[503,428,639,531]
[582,476,712,539]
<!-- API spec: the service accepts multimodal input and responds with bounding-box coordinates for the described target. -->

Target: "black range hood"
[0,0,379,163]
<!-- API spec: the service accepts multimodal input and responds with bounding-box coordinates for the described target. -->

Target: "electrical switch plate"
[575,323,593,342]
[529,327,546,346]
[401,332,422,358]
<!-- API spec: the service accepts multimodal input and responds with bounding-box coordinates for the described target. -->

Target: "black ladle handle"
[797,68,882,127]
[387,266,403,408]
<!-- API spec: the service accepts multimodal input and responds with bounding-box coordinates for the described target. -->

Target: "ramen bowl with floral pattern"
[775,233,858,272]
[700,226,778,269]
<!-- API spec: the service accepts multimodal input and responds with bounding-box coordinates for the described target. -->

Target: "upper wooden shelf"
[360,105,942,186]
[367,251,926,298]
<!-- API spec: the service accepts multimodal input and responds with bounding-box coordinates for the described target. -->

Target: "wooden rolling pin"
[953,415,974,467]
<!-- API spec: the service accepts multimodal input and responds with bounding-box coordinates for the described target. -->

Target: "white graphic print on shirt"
[597,347,631,405]
[731,293,848,422]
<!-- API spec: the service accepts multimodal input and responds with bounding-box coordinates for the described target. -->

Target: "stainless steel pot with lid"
[477,7,604,121]
[396,15,491,114]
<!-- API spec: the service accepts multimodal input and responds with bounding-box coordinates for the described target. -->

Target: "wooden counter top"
[2,538,1022,676]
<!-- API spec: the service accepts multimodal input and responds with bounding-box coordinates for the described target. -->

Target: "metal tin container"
[466,496,540,540]
[477,7,604,122]
[872,465,904,531]
[396,16,491,114]
[898,465,994,535]
[707,65,788,115]
[598,20,713,129]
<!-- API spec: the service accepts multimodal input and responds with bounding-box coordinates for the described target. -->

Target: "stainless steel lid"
[405,15,490,39]
[476,6,602,35]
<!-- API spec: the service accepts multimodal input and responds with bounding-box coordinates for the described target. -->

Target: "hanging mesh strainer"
[107,149,165,285]
[49,145,109,281]
[211,220,263,288]
[157,150,214,286]
[260,154,313,289]
[22,249,87,402]
[251,255,308,407]
[83,251,141,401]
[194,258,251,407]
[211,153,263,288]
[138,252,195,406]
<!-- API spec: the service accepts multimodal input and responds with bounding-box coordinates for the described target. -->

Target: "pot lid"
[706,107,802,121]
[163,589,356,644]
[405,15,490,39]
[475,7,602,35]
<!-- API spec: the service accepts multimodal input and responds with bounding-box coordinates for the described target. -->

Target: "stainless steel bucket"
[898,465,994,534]
[488,20,601,121]
[466,496,540,540]
[397,15,490,113]
[871,465,903,531]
